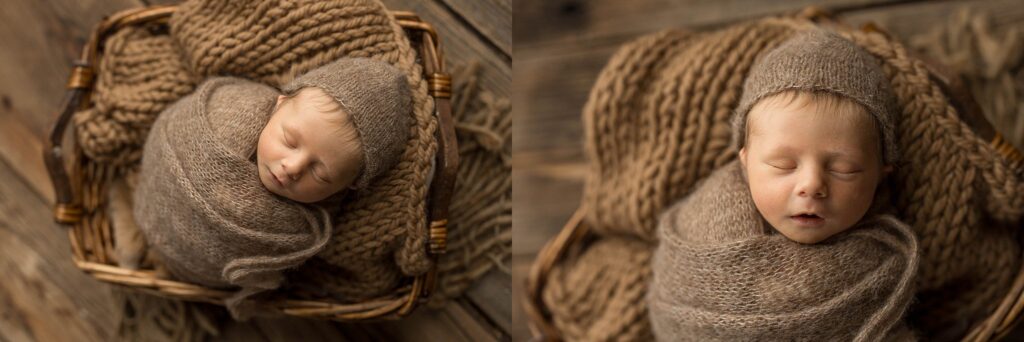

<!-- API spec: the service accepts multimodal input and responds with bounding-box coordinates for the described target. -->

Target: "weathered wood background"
[511,0,1024,340]
[0,0,510,341]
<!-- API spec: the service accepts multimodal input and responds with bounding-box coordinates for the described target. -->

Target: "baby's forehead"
[748,92,877,134]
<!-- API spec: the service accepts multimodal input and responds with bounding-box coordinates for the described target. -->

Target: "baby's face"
[739,94,891,244]
[256,88,363,203]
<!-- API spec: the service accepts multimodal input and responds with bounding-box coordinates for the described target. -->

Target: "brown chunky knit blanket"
[542,15,1023,341]
[648,161,920,341]
[133,77,332,320]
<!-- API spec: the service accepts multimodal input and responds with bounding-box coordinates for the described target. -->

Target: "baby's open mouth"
[791,213,825,227]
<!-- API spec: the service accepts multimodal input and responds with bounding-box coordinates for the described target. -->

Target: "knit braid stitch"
[841,29,1021,333]
[74,25,198,166]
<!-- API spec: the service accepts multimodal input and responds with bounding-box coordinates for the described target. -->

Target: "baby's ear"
[276,95,286,106]
[738,147,747,167]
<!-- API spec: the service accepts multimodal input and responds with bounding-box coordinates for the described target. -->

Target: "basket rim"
[44,3,459,321]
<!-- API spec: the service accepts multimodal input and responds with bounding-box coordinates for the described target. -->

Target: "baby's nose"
[281,158,308,180]
[796,171,828,198]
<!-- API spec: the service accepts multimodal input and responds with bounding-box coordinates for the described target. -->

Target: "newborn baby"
[648,29,920,341]
[133,57,410,319]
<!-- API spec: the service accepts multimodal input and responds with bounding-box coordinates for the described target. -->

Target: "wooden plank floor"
[511,0,1024,340]
[0,0,510,341]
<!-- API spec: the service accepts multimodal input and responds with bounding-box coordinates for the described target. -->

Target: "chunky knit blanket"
[542,16,1023,341]
[648,161,919,341]
[133,77,333,320]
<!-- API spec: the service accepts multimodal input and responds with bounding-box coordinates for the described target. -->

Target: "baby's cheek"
[749,174,787,210]
[833,182,876,225]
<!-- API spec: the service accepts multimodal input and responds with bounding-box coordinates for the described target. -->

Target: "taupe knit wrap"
[282,57,411,189]
[732,28,900,165]
[649,161,919,341]
[134,77,332,319]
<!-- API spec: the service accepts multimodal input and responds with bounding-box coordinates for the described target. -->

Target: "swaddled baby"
[648,29,921,341]
[133,57,410,318]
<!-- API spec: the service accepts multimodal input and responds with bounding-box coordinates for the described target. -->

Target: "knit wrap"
[133,77,333,320]
[648,161,919,341]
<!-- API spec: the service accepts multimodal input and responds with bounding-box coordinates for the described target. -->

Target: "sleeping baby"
[648,29,921,341]
[130,57,410,319]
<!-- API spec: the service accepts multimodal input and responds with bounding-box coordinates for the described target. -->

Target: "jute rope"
[544,14,1024,340]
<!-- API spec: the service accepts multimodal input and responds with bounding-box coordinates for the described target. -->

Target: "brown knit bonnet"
[282,57,412,189]
[732,28,899,165]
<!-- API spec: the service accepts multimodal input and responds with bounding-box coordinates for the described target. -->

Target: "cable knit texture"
[541,16,1023,341]
[648,161,919,341]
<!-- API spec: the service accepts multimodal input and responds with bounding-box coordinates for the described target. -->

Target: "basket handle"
[524,205,589,341]
[392,14,459,308]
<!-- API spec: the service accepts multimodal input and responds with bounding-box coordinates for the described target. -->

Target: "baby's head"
[732,29,898,244]
[257,58,411,203]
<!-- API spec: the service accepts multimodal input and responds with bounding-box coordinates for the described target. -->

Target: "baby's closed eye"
[764,159,796,170]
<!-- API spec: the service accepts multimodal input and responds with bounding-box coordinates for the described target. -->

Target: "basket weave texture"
[57,0,457,321]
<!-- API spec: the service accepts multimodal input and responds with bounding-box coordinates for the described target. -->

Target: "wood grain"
[0,157,119,342]
[440,0,512,57]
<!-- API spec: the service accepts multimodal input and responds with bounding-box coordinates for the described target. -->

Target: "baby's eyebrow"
[768,145,861,159]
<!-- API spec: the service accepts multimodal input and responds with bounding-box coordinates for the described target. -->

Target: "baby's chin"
[772,220,850,245]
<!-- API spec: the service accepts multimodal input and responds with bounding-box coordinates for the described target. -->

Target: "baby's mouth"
[790,213,825,227]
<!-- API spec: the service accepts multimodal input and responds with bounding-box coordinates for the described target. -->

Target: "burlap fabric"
[649,161,919,341]
[542,16,1023,340]
[167,0,436,300]
[134,77,333,319]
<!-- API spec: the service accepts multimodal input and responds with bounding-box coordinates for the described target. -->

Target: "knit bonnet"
[732,28,899,165]
[282,57,412,189]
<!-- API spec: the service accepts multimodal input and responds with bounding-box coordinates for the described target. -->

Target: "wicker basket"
[42,5,459,321]
[523,7,1024,342]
